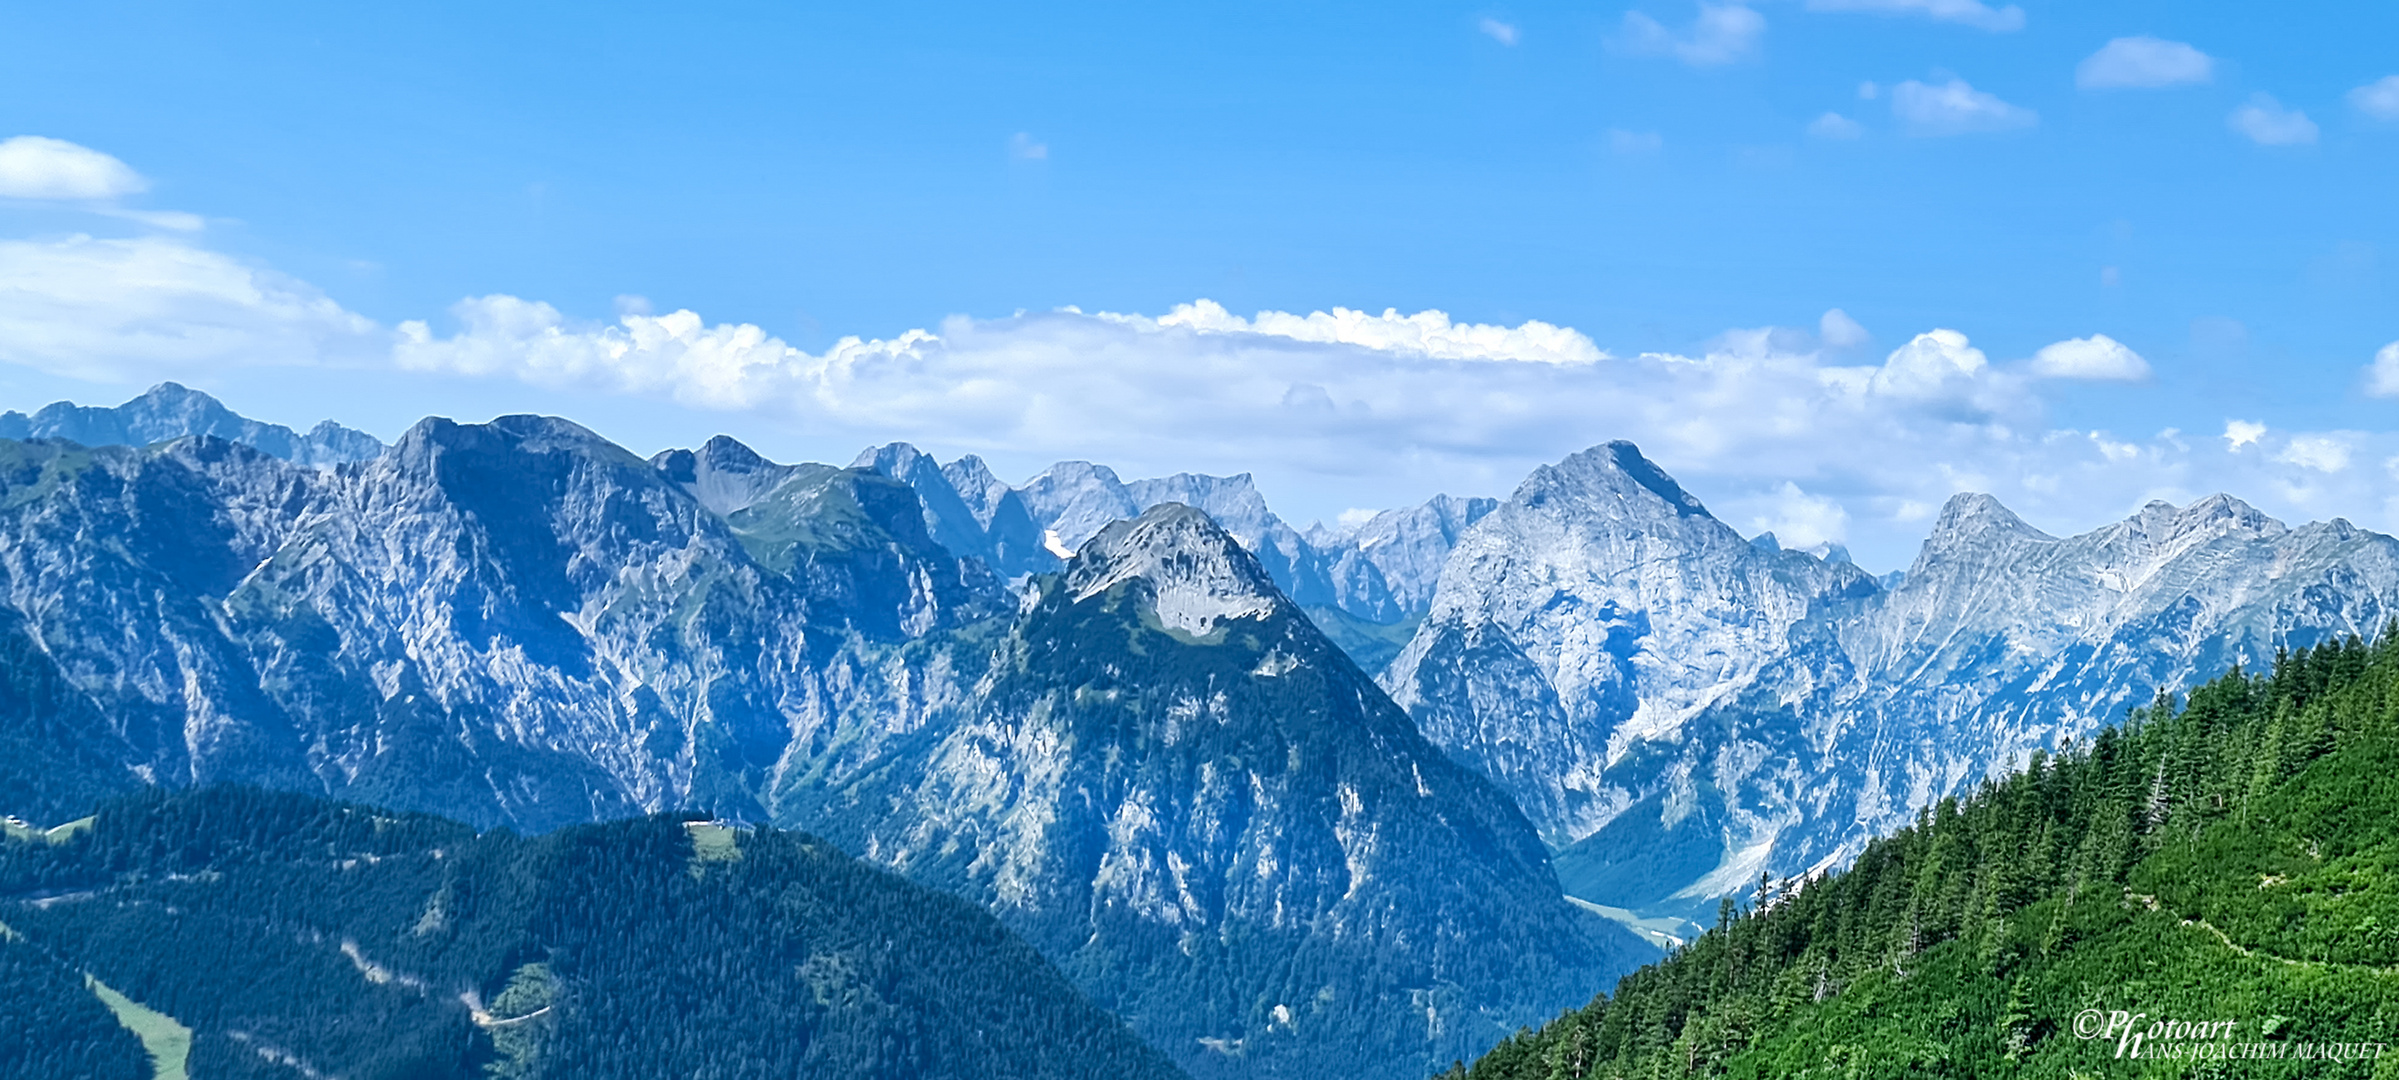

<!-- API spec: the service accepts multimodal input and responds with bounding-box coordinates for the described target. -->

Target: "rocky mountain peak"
[1909,492,2050,566]
[1066,502,1281,636]
[0,382,383,466]
[652,435,799,515]
[1514,440,1718,527]
[2157,493,2281,540]
[936,454,1013,526]
[848,440,935,480]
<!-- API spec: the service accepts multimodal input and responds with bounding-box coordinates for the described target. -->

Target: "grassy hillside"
[1457,632,2399,1079]
[0,787,1186,1080]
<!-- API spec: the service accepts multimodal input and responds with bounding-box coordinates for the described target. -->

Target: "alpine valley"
[6,383,2398,1079]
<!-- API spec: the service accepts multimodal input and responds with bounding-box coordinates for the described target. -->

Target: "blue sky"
[0,1,2394,567]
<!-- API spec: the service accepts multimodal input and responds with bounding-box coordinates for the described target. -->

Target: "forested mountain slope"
[0,786,1184,1080]
[1455,633,2399,1079]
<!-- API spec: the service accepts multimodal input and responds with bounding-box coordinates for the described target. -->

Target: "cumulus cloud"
[2279,435,2354,474]
[1478,17,1520,45]
[1803,0,2023,33]
[2228,95,2318,146]
[1751,481,1850,548]
[2076,37,2214,90]
[2352,76,2399,121]
[19,219,2399,570]
[2367,341,2399,397]
[0,234,378,382]
[1891,78,2037,136]
[1808,112,1865,140]
[1819,308,1870,348]
[2029,334,2150,381]
[0,136,147,200]
[1618,3,1764,67]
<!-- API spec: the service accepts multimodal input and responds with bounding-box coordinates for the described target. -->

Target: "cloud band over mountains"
[3,219,2396,570]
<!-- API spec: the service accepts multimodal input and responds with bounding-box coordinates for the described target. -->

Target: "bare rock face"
[0,419,1002,831]
[0,424,1647,1080]
[1383,441,2399,916]
[811,503,1650,1080]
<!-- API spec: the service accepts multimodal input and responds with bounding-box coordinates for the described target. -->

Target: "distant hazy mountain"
[850,442,1489,635]
[1382,441,2399,922]
[0,382,382,465]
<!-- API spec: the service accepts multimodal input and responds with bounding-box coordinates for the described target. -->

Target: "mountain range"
[7,382,2398,1075]
[1382,441,2399,929]
[0,388,1639,1080]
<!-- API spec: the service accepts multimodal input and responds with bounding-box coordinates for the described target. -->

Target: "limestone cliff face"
[1383,443,2399,914]
[0,419,999,831]
[0,423,1647,1080]
[812,504,1649,1080]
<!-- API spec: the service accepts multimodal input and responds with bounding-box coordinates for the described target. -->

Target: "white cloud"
[0,234,377,382]
[2029,334,2150,381]
[1819,308,1870,348]
[0,136,147,200]
[2367,341,2399,397]
[1803,0,2023,33]
[2228,95,2318,146]
[1133,299,1606,364]
[1009,132,1048,160]
[1891,78,2037,136]
[1751,481,1850,548]
[1609,129,1665,154]
[2280,435,2353,474]
[1868,328,1988,399]
[1619,3,1764,67]
[1478,17,1520,45]
[2351,76,2399,121]
[2076,37,2214,90]
[17,220,2399,572]
[1808,112,1865,139]
[1857,81,1880,100]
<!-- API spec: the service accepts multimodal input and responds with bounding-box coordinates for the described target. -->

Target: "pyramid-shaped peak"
[133,382,213,406]
[1066,503,1282,637]
[2175,492,2281,534]
[698,434,775,471]
[1923,493,2051,548]
[1523,440,1713,520]
[851,441,932,474]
